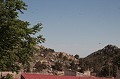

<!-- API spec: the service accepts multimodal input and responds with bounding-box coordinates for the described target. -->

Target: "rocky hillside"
[27,44,120,77]
[80,45,120,77]
[29,45,80,75]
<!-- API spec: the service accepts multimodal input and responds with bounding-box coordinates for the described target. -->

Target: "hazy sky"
[20,0,120,57]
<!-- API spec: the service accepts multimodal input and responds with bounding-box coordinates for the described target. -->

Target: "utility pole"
[109,63,110,77]
[108,63,112,77]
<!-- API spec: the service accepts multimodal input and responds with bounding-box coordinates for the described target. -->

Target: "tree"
[63,56,68,60]
[33,61,47,72]
[0,0,45,72]
[113,55,120,68]
[52,62,63,71]
[74,54,79,59]
[69,61,78,70]
[58,53,63,58]
[1,74,13,79]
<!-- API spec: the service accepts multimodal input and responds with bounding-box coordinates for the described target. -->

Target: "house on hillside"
[115,68,120,79]
[83,70,91,76]
[64,70,76,76]
[64,69,91,76]
[0,71,22,79]
[21,73,113,79]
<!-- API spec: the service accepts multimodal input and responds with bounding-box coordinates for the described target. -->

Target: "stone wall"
[64,70,76,76]
[0,71,22,79]
[116,69,120,79]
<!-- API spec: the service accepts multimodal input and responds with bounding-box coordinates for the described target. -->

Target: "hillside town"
[0,0,120,79]
[0,45,120,79]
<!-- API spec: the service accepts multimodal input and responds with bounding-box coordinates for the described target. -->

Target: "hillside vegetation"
[24,45,120,77]
[80,45,120,77]
[28,45,80,75]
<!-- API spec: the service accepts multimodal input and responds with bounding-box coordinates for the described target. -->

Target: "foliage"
[0,0,45,72]
[52,62,63,71]
[58,53,63,58]
[63,56,68,60]
[74,54,79,59]
[80,45,120,77]
[41,48,55,57]
[69,61,78,70]
[79,67,85,73]
[1,74,13,79]
[43,48,55,53]
[113,55,120,67]
[33,61,47,72]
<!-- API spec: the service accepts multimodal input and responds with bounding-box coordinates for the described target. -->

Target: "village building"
[115,68,120,79]
[21,73,113,79]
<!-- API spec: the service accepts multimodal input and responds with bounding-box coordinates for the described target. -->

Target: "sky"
[19,0,120,57]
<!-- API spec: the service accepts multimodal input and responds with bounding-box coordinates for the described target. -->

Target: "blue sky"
[20,0,120,57]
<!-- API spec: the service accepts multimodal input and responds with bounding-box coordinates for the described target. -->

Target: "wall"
[116,69,120,79]
[64,70,76,76]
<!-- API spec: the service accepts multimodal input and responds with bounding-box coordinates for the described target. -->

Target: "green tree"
[52,62,63,71]
[74,54,79,59]
[0,0,45,72]
[63,56,68,60]
[34,61,47,72]
[113,55,120,68]
[58,53,63,58]
[1,74,13,79]
[69,61,78,70]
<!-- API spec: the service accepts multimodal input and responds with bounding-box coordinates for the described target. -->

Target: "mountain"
[29,45,80,75]
[80,44,120,77]
[25,44,120,77]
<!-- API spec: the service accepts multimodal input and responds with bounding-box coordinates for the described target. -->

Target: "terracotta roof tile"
[21,73,113,79]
